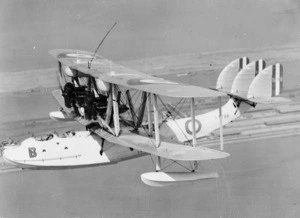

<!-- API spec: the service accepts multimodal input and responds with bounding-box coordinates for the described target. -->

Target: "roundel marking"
[185,119,202,135]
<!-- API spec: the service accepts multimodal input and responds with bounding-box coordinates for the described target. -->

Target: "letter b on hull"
[28,147,37,158]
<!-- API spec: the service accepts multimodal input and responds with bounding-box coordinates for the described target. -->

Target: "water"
[1,136,300,217]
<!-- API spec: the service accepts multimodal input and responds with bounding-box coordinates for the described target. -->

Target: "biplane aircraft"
[3,48,287,187]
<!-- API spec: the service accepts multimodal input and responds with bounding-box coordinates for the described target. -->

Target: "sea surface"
[1,135,300,217]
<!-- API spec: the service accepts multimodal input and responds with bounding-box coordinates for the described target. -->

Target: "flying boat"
[2,25,288,187]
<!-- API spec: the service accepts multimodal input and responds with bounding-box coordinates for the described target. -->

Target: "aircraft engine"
[62,83,75,108]
[83,92,95,120]
[95,78,110,92]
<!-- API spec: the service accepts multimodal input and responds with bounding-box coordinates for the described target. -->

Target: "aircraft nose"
[2,148,10,159]
[2,147,15,164]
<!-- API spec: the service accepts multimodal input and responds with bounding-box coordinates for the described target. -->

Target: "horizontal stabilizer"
[216,57,249,92]
[247,97,290,104]
[231,59,266,98]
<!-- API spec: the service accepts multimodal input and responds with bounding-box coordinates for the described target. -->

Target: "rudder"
[231,59,266,98]
[216,57,249,92]
[272,63,283,96]
[247,63,283,99]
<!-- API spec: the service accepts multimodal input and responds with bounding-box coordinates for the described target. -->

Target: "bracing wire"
[157,96,194,147]
[172,160,193,172]
[160,160,177,171]
[123,91,157,149]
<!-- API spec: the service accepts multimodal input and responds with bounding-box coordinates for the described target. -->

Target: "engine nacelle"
[95,78,110,92]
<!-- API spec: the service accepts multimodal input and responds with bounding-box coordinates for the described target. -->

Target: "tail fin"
[216,57,249,92]
[230,59,266,98]
[247,63,285,103]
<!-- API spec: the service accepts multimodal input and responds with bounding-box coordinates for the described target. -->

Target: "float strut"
[219,96,224,150]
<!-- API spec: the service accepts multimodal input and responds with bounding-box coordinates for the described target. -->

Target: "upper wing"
[49,49,225,98]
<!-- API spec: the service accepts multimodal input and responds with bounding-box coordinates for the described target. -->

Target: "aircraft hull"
[2,131,146,169]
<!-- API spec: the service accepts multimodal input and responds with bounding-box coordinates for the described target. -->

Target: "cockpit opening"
[36,134,55,141]
[35,130,77,142]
